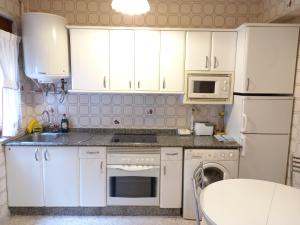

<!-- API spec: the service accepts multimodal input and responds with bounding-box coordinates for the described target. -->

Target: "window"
[0,15,20,137]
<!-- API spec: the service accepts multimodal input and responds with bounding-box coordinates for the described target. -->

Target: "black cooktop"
[111,133,157,144]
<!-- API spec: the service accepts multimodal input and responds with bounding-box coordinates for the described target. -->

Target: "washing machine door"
[202,162,230,188]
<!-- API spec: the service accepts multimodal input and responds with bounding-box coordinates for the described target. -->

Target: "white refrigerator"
[225,96,293,184]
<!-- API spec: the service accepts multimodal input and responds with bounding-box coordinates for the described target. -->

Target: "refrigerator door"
[241,96,293,134]
[239,134,289,184]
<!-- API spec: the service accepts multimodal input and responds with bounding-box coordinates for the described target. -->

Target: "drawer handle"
[166,153,178,156]
[86,151,100,154]
[44,150,49,161]
[163,165,166,175]
[100,161,103,172]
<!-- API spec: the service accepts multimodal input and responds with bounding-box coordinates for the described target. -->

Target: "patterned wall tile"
[27,0,261,28]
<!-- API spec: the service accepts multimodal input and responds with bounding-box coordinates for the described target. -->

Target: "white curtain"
[0,30,21,136]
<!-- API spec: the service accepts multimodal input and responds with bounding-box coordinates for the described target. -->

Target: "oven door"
[188,75,230,99]
[107,165,160,206]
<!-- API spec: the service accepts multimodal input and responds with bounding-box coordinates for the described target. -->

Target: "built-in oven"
[107,147,160,206]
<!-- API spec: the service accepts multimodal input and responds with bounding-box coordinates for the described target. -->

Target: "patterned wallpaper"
[27,0,261,28]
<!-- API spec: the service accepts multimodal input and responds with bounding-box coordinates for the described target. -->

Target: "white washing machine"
[183,149,239,220]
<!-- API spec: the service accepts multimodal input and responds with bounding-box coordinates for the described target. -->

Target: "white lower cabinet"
[44,147,80,207]
[6,146,44,207]
[160,148,183,208]
[6,146,80,207]
[79,147,106,207]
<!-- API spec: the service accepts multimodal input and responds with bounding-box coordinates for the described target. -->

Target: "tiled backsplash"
[22,90,224,130]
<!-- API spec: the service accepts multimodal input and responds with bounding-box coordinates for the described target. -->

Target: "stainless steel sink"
[19,133,64,143]
[16,132,94,144]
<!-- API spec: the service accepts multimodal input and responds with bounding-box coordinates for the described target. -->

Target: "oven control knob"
[223,87,228,92]
[224,80,228,84]
[221,153,225,158]
[229,153,234,158]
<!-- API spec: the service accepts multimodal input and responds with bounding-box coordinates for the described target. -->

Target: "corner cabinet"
[234,25,299,94]
[160,31,185,93]
[160,147,183,208]
[70,29,110,91]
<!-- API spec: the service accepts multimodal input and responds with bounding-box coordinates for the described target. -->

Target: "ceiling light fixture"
[111,0,150,15]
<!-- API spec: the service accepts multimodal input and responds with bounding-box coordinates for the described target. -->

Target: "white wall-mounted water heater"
[22,13,70,83]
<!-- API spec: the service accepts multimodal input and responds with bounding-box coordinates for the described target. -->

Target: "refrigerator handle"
[241,113,248,132]
[240,136,247,156]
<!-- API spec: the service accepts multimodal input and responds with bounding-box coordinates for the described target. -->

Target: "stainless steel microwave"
[184,73,233,104]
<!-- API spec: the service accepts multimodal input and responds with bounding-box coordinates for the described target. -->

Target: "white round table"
[200,179,300,225]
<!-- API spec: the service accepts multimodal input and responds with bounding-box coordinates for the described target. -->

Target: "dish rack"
[291,153,300,187]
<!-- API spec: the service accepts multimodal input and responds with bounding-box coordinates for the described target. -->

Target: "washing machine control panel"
[189,149,239,161]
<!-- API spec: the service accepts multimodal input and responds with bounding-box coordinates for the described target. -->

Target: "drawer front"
[161,147,183,161]
[79,147,106,159]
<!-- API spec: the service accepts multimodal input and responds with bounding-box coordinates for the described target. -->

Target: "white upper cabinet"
[6,146,44,207]
[110,30,135,91]
[185,31,237,72]
[234,26,299,94]
[134,30,160,91]
[185,32,211,71]
[211,32,237,72]
[44,147,79,207]
[160,31,185,93]
[70,29,109,91]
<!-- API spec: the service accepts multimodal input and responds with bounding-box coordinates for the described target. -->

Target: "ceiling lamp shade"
[111,0,150,15]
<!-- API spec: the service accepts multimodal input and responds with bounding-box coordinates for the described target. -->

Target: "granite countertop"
[4,129,241,149]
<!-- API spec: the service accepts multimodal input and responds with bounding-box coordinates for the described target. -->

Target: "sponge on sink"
[26,119,42,134]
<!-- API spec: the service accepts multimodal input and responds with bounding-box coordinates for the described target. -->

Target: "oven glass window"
[193,81,215,93]
[109,176,157,198]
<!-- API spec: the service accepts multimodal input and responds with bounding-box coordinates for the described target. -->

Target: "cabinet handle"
[213,56,217,69]
[166,153,178,156]
[163,165,167,175]
[163,78,166,89]
[129,81,132,89]
[246,78,250,91]
[138,81,140,89]
[35,148,39,161]
[205,56,209,69]
[44,150,49,161]
[103,76,106,88]
[86,151,100,154]
[100,161,103,172]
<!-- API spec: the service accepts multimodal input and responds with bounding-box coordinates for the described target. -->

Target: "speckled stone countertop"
[4,129,241,149]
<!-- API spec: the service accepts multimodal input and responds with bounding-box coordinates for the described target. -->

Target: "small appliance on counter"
[194,122,214,136]
[177,128,192,136]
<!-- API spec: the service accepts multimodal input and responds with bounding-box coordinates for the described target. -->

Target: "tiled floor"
[4,216,196,225]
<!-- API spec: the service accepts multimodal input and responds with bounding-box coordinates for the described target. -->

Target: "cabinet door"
[160,31,185,93]
[236,26,299,94]
[6,146,44,207]
[160,160,182,208]
[211,32,237,71]
[185,32,211,71]
[80,159,106,207]
[135,30,160,91]
[44,147,79,206]
[110,30,134,91]
[70,29,109,91]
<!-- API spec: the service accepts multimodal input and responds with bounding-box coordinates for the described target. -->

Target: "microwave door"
[188,77,217,98]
